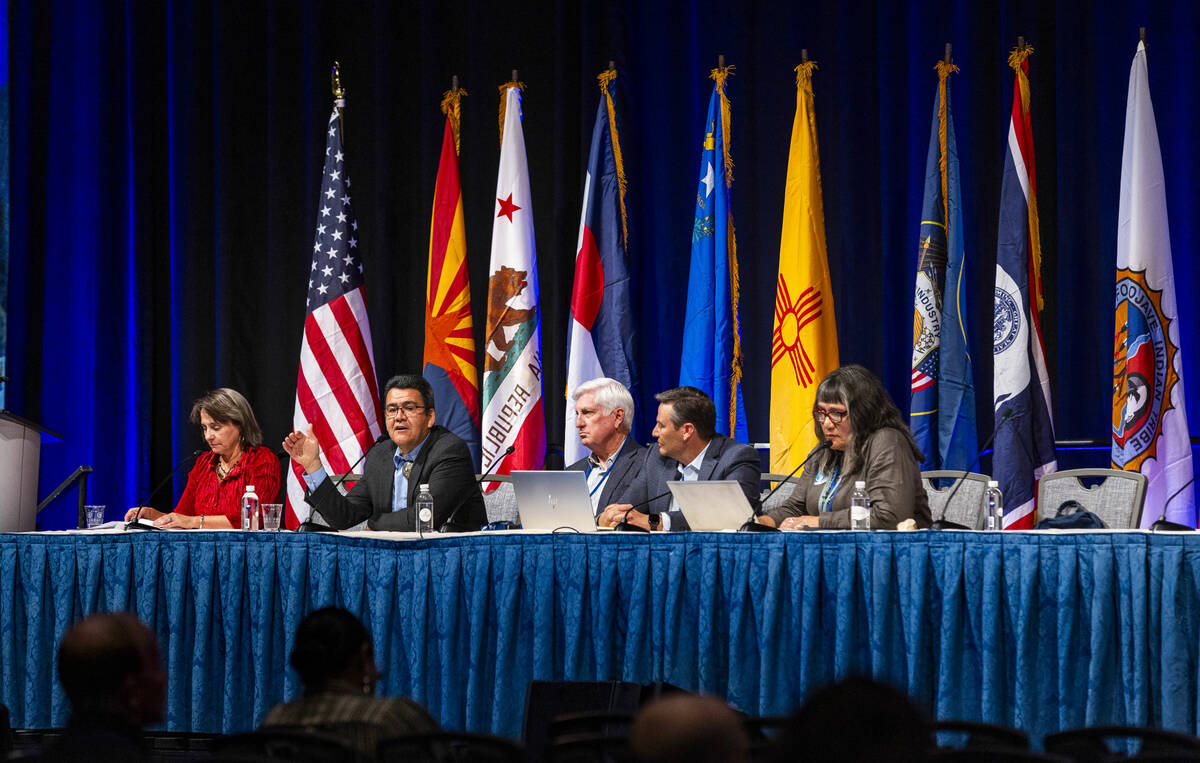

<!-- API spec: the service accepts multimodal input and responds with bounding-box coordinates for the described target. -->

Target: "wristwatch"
[647,513,661,531]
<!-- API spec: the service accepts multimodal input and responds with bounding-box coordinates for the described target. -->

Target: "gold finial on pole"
[331,61,345,108]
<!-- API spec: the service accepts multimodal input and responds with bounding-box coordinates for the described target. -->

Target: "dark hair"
[289,607,370,692]
[383,374,435,410]
[812,365,923,474]
[189,388,263,449]
[655,386,717,440]
[58,613,151,709]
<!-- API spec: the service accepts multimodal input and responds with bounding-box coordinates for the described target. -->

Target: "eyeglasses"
[385,402,428,419]
[812,408,848,424]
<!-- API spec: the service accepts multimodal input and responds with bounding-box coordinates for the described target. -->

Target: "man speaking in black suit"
[282,374,486,532]
[598,386,760,531]
[566,378,646,516]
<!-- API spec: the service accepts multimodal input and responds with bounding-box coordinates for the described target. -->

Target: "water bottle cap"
[419,484,431,491]
[246,485,255,491]
[987,480,999,488]
[854,481,866,489]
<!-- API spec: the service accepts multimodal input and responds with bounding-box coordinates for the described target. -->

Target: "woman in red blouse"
[124,389,280,529]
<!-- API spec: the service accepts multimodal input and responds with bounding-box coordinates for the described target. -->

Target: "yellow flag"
[769,62,839,473]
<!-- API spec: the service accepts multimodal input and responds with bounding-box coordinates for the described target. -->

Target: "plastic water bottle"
[240,484,259,531]
[985,480,1004,531]
[415,484,434,535]
[849,481,870,530]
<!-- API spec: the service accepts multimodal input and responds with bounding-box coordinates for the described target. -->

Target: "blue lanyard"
[585,460,613,497]
[817,463,842,513]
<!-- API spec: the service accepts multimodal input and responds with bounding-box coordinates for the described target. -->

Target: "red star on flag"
[496,193,521,222]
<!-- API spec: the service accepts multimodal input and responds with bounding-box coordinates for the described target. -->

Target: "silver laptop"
[669,480,755,531]
[511,471,599,532]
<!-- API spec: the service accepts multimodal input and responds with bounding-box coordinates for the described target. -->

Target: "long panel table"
[1,529,1198,740]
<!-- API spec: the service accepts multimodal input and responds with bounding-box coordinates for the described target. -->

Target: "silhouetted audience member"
[772,677,932,762]
[260,607,439,755]
[43,613,166,762]
[630,694,749,763]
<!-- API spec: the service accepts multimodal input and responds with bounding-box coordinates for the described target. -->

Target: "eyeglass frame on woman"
[812,407,848,424]
[385,402,428,419]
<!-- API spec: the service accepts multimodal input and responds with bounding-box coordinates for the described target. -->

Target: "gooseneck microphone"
[437,445,518,533]
[126,449,203,531]
[933,409,1012,530]
[739,440,831,533]
[298,434,390,533]
[1150,472,1198,532]
[613,489,675,532]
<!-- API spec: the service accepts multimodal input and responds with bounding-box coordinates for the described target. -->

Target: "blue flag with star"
[679,68,749,441]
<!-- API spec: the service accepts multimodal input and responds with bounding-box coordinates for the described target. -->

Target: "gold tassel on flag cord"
[1008,41,1045,313]
[598,67,630,252]
[497,76,526,148]
[710,62,742,430]
[934,56,960,235]
[441,81,468,157]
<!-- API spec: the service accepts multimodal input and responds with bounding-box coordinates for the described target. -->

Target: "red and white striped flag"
[285,98,383,528]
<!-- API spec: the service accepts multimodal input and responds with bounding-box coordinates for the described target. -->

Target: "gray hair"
[190,388,263,449]
[572,378,634,433]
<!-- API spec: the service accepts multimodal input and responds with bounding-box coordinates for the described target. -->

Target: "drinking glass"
[85,505,106,529]
[261,503,283,531]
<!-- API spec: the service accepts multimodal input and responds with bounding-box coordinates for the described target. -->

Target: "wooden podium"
[0,411,62,531]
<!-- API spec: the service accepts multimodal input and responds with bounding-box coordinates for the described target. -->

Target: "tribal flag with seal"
[993,43,1057,530]
[769,60,839,473]
[423,86,481,466]
[680,64,748,441]
[1112,41,1194,527]
[286,93,382,528]
[481,82,545,480]
[909,57,977,471]
[564,67,637,465]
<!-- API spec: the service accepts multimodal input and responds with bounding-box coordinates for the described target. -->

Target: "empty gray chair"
[760,473,803,516]
[477,474,518,525]
[1036,468,1148,529]
[922,471,990,529]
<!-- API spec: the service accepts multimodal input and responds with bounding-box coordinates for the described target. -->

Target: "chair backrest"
[209,727,365,762]
[478,475,518,524]
[1036,469,1148,529]
[922,471,991,529]
[378,731,524,763]
[1044,725,1200,759]
[760,473,803,516]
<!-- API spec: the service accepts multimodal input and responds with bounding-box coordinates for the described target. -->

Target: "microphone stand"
[441,445,517,533]
[613,490,673,533]
[126,450,203,531]
[932,409,1012,530]
[298,434,389,532]
[739,441,831,533]
[1150,473,1198,532]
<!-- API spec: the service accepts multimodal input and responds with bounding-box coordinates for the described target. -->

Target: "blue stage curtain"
[7,1,1200,528]
[2,531,1200,741]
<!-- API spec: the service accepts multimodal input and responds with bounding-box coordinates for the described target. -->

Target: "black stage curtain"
[9,0,1200,526]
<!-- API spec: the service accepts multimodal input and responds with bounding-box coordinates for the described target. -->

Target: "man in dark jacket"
[566,377,645,516]
[599,386,760,530]
[283,374,486,531]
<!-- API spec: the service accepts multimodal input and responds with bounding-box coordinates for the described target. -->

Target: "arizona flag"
[769,60,839,473]
[564,68,637,465]
[481,82,546,477]
[680,64,748,441]
[909,57,977,471]
[993,43,1057,530]
[424,87,481,466]
[1112,41,1194,527]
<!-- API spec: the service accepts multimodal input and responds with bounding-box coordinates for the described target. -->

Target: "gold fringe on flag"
[1008,42,1045,312]
[440,87,468,156]
[934,59,960,235]
[794,60,818,94]
[598,67,630,252]
[497,80,526,148]
[710,63,742,428]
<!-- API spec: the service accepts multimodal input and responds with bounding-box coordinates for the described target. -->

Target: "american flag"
[285,104,383,528]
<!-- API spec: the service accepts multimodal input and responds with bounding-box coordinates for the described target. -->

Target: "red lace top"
[173,446,281,526]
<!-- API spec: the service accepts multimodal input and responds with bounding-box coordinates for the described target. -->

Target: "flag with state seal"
[992,43,1057,530]
[481,81,546,479]
[1112,41,1194,528]
[909,55,977,471]
[564,67,637,465]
